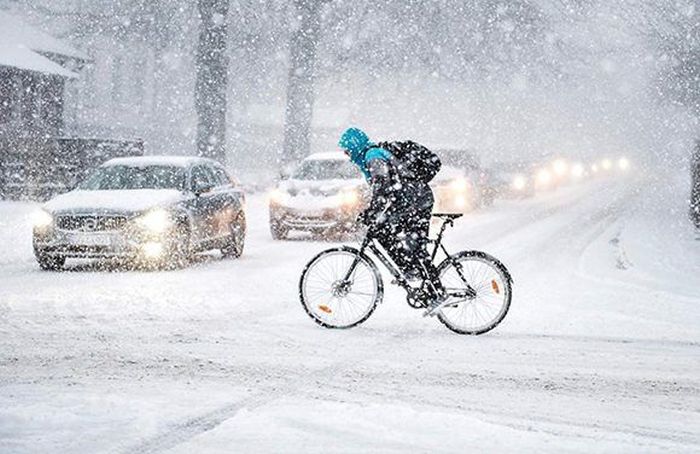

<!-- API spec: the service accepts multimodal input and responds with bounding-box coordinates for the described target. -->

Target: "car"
[431,165,482,213]
[431,148,486,212]
[268,152,368,239]
[487,162,536,199]
[31,156,246,270]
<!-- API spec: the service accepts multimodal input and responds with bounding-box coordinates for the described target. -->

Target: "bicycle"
[299,213,513,335]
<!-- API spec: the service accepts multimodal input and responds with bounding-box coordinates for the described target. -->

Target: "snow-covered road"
[1,174,698,453]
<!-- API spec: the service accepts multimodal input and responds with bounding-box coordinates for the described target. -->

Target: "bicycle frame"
[341,217,471,297]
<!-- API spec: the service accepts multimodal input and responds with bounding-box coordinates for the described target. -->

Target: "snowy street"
[1,173,698,453]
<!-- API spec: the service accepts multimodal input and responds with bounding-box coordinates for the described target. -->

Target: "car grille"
[56,215,128,232]
[283,217,339,228]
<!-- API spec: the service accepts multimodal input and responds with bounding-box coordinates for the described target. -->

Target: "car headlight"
[512,175,527,191]
[135,209,173,233]
[536,169,552,186]
[571,163,585,178]
[269,188,291,205]
[31,209,53,229]
[339,189,360,206]
[552,159,568,177]
[449,178,469,193]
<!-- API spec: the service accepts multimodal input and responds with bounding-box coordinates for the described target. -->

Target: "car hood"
[43,189,186,216]
[278,178,363,196]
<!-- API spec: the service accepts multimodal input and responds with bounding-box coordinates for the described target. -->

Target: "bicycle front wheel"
[299,247,383,329]
[436,250,512,335]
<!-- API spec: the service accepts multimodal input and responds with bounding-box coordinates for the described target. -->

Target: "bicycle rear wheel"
[299,247,383,329]
[436,250,512,335]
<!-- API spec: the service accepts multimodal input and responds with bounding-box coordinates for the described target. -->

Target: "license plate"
[67,233,112,246]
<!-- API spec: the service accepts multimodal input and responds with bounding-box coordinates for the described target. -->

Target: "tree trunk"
[691,140,700,229]
[282,0,324,166]
[196,0,229,164]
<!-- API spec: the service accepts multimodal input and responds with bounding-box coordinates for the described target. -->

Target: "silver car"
[31,156,246,270]
[268,152,368,240]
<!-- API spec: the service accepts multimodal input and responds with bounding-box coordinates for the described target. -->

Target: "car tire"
[270,221,288,241]
[222,213,246,258]
[37,254,65,271]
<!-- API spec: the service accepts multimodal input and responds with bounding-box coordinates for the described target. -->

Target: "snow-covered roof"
[104,156,212,168]
[0,44,78,78]
[304,152,347,161]
[0,10,89,61]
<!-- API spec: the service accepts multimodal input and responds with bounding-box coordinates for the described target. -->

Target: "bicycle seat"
[432,212,464,220]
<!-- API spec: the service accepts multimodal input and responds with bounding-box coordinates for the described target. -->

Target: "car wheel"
[37,254,65,271]
[270,221,288,240]
[222,213,246,258]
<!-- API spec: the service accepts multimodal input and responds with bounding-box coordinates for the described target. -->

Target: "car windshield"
[79,165,186,191]
[292,160,361,180]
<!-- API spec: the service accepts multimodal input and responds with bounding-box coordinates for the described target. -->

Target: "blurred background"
[0,0,698,181]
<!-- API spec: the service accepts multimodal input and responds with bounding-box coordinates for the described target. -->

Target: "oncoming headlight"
[135,209,173,233]
[31,209,53,228]
[339,189,360,206]
[536,169,552,186]
[618,157,630,171]
[449,178,469,193]
[512,175,526,191]
[269,188,291,205]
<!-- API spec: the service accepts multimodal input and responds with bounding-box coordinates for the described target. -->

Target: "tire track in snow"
[120,322,432,454]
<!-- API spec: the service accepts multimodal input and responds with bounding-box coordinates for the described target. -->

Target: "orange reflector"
[318,305,332,314]
[491,280,500,294]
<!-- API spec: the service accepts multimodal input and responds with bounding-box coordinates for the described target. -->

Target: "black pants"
[374,188,443,296]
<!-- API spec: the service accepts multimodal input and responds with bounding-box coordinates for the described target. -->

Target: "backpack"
[376,140,442,183]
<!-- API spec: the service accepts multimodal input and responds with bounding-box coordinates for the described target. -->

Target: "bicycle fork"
[438,244,477,300]
[340,236,371,284]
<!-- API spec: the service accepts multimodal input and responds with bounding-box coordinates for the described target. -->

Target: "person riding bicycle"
[338,127,447,308]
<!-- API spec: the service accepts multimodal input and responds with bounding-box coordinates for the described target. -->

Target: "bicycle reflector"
[318,305,332,314]
[491,280,500,294]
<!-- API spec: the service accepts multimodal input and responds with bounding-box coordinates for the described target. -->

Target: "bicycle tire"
[436,250,513,335]
[299,246,384,329]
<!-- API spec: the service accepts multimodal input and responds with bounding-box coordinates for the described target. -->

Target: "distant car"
[487,163,536,199]
[431,165,482,213]
[433,148,486,212]
[32,156,246,270]
[268,152,368,239]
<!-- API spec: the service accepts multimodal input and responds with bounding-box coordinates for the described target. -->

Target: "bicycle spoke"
[301,249,380,328]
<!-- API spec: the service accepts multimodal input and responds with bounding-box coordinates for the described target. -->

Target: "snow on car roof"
[304,152,347,161]
[103,156,213,168]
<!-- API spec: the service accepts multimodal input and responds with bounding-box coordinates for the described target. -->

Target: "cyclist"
[338,127,446,309]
